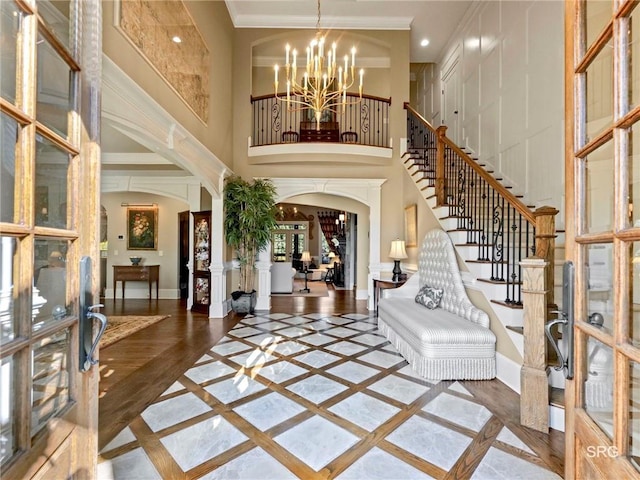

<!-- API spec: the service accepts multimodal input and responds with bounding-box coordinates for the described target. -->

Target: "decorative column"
[533,206,559,310]
[254,246,271,311]
[209,197,226,318]
[520,256,549,432]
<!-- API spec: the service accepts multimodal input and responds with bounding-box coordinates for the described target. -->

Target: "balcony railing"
[250,93,391,148]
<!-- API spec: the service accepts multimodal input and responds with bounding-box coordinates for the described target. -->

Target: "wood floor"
[97,290,565,479]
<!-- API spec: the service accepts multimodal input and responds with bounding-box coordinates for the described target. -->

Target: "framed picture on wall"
[127,206,158,250]
[405,204,417,247]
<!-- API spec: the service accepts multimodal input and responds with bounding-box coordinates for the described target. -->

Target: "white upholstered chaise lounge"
[377,229,496,380]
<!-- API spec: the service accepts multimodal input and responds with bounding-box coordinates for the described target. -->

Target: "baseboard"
[356,288,368,300]
[496,351,521,394]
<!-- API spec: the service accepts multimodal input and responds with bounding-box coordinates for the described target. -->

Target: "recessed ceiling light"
[172,36,182,43]
[420,39,430,47]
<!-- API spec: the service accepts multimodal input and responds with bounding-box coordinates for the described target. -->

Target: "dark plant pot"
[230,290,256,314]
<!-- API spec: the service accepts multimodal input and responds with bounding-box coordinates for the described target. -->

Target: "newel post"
[520,256,550,432]
[435,125,448,206]
[533,206,559,310]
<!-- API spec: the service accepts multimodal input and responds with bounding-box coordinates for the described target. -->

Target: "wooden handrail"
[404,102,536,225]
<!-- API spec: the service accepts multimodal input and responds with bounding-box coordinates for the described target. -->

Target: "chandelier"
[274,0,363,130]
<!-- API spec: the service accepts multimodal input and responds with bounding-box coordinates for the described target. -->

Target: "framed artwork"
[404,204,417,248]
[127,206,158,250]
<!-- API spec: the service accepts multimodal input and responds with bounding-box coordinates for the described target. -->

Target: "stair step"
[506,325,523,335]
[490,299,523,310]
[550,387,565,409]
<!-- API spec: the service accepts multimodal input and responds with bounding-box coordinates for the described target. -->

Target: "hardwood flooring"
[97,290,565,479]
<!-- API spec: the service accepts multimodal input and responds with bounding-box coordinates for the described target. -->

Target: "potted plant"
[224,175,278,313]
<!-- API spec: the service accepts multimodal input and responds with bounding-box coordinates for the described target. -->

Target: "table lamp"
[389,239,408,281]
[300,251,312,293]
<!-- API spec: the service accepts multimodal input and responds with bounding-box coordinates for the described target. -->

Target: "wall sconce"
[389,239,408,281]
[335,212,346,236]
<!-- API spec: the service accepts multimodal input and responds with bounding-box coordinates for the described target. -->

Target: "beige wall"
[101,192,188,299]
[102,0,235,167]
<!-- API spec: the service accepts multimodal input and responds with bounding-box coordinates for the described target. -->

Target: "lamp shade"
[301,251,312,263]
[328,252,336,258]
[389,239,408,260]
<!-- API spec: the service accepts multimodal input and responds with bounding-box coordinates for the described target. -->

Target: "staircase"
[403,103,564,432]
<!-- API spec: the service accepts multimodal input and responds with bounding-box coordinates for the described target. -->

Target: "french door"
[566,0,640,477]
[271,222,309,264]
[0,0,102,477]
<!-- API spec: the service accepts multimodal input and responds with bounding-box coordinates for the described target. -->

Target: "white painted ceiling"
[225,0,474,63]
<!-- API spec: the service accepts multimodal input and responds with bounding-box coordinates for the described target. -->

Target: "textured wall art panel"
[118,0,210,123]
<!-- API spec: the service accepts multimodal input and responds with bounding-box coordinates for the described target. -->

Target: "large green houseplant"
[224,176,278,312]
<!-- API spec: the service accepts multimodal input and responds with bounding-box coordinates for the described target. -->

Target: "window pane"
[31,328,70,436]
[35,134,70,229]
[632,241,640,347]
[272,233,286,262]
[585,41,613,143]
[39,1,71,51]
[585,140,614,233]
[585,0,613,49]
[1,113,18,224]
[33,239,69,329]
[587,243,614,334]
[631,11,640,112]
[582,335,614,440]
[0,237,16,345]
[630,360,640,471]
[0,354,15,466]
[0,1,21,104]
[36,33,72,138]
[631,121,640,229]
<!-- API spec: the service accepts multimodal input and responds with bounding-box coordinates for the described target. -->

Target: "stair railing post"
[520,256,550,432]
[533,206,559,311]
[435,125,448,206]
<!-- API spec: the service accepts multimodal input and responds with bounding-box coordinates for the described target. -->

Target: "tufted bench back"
[417,229,490,328]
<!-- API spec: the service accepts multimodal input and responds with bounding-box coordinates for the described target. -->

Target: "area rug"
[101,315,170,347]
[272,280,329,297]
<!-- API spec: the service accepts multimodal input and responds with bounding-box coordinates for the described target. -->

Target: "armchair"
[271,262,296,293]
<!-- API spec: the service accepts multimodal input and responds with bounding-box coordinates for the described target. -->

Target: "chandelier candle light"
[274,0,364,130]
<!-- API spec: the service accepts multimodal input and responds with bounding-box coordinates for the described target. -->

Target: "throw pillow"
[415,284,444,309]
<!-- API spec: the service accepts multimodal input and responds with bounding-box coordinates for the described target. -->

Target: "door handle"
[545,313,568,373]
[544,261,575,379]
[79,257,109,372]
[82,305,108,372]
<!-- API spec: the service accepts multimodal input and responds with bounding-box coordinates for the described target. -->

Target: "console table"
[373,277,407,315]
[113,265,159,300]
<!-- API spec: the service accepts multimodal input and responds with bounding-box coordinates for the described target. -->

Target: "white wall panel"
[501,81,526,149]
[413,0,565,226]
[500,141,526,190]
[480,101,498,167]
[527,1,564,136]
[501,22,526,89]
[480,46,500,106]
[479,2,501,55]
[527,124,564,211]
[462,16,481,78]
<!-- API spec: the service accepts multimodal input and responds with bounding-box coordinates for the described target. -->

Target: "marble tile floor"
[98,312,563,479]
